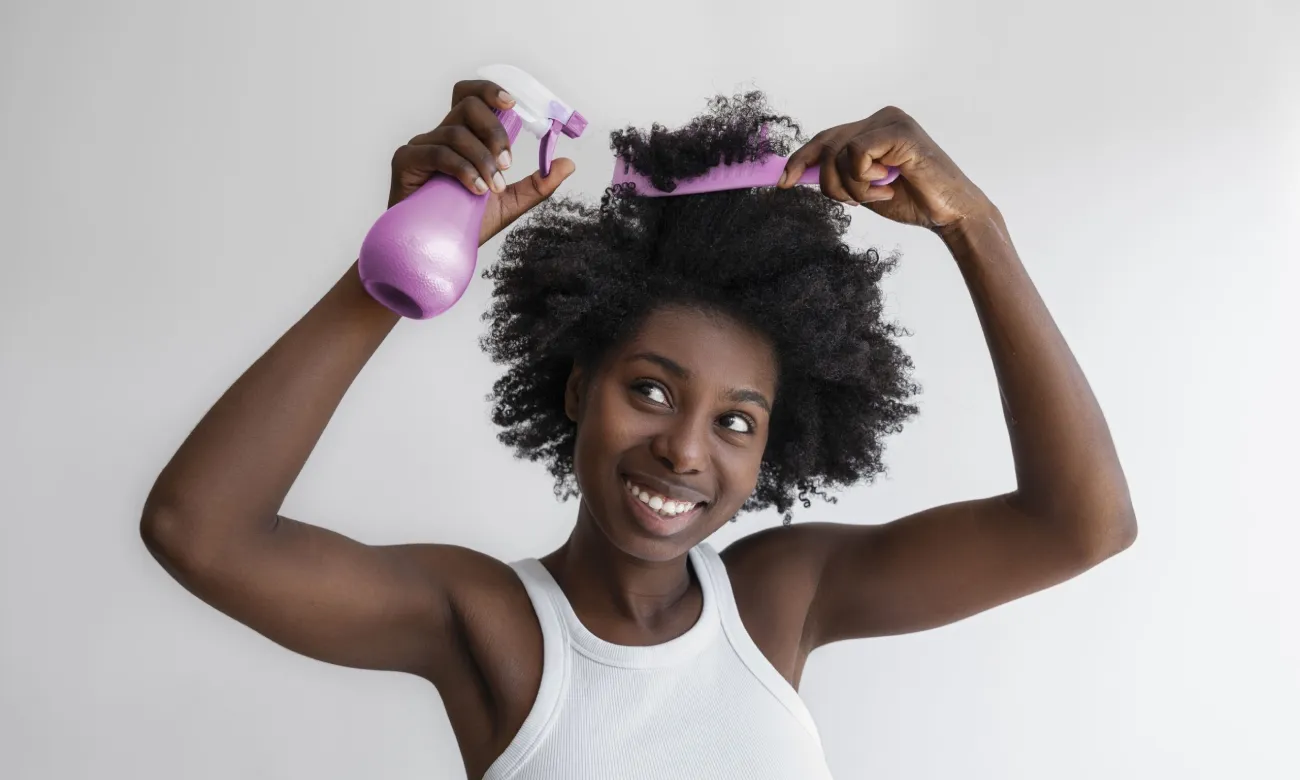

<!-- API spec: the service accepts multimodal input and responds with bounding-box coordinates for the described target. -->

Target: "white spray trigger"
[476,64,586,176]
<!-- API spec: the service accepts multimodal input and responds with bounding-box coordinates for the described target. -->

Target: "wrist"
[336,262,404,330]
[936,203,1008,260]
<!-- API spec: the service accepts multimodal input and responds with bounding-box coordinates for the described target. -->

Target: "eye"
[632,380,670,406]
[718,412,756,434]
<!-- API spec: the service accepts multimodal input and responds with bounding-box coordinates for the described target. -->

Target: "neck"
[541,498,699,639]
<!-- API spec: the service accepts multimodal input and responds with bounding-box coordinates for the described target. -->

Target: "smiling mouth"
[624,478,705,519]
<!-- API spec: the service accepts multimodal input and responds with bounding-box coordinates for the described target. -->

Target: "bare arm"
[810,208,1136,642]
[141,264,461,675]
[775,107,1137,645]
[141,79,575,678]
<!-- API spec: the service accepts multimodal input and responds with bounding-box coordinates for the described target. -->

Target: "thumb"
[481,158,576,243]
[512,157,576,207]
[778,138,828,189]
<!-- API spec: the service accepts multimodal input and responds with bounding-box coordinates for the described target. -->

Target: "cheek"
[587,390,636,446]
[717,442,766,504]
[572,386,639,475]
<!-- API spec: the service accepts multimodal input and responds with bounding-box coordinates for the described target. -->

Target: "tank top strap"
[486,560,573,780]
[692,542,825,744]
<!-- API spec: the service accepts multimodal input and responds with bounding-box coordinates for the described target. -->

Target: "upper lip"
[623,471,712,505]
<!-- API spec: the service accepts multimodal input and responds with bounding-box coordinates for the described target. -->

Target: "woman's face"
[567,305,778,561]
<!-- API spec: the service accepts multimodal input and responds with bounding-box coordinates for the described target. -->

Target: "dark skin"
[141,80,1136,779]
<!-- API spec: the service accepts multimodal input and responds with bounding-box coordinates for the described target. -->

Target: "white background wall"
[3,1,1297,777]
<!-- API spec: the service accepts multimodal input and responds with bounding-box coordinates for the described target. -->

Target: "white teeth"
[625,479,699,518]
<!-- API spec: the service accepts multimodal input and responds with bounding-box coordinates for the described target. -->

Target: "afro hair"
[480,90,919,522]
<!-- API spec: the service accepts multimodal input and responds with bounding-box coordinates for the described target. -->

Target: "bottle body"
[358,108,522,319]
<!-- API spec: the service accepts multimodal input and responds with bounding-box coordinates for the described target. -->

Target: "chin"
[608,487,723,562]
[576,499,691,565]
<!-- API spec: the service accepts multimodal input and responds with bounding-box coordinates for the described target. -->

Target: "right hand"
[388,79,577,246]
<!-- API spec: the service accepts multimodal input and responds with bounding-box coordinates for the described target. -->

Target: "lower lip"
[623,487,704,538]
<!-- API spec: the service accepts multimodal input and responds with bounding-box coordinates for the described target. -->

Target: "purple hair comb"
[612,156,900,196]
[611,122,899,196]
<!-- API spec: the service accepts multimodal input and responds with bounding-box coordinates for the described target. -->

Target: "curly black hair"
[480,90,919,522]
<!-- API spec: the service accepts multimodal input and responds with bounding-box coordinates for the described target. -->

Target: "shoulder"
[718,521,838,592]
[715,523,839,681]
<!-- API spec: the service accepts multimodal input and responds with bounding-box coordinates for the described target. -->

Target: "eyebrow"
[629,352,772,413]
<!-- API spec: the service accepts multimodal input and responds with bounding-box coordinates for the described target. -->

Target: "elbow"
[139,499,226,579]
[139,502,195,573]
[1015,487,1138,566]
[1116,506,1139,551]
[1074,502,1138,567]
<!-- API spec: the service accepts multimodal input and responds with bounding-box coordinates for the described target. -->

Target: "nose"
[650,411,709,475]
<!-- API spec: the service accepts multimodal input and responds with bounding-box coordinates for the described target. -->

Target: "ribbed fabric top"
[483,543,835,780]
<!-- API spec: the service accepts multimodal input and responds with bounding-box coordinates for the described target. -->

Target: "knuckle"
[438,149,476,181]
[892,108,920,128]
[451,79,483,99]
[488,123,510,148]
[432,145,460,166]
[450,94,481,117]
[407,126,437,145]
[444,124,474,145]
[874,106,910,127]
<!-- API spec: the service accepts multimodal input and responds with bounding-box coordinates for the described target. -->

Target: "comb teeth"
[611,156,898,197]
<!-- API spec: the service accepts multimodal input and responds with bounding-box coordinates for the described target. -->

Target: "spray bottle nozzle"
[476,64,586,176]
[539,109,587,176]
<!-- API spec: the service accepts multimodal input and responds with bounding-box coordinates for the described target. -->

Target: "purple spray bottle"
[358,65,587,319]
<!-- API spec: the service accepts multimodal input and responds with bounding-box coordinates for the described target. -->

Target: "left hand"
[779,106,993,232]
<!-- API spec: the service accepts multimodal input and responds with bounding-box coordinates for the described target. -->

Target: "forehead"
[616,306,778,392]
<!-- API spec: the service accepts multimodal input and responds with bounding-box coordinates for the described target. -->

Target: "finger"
[843,137,893,186]
[858,183,896,204]
[393,143,488,197]
[834,145,891,203]
[849,119,924,174]
[483,158,577,242]
[778,133,828,189]
[511,157,576,210]
[819,144,858,204]
[461,95,515,173]
[434,123,506,194]
[450,79,516,112]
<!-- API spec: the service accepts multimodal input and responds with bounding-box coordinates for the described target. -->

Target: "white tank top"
[483,542,836,779]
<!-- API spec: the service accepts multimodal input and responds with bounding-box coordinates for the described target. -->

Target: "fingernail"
[498,150,511,169]
[498,90,514,105]
[777,170,789,188]
[492,171,506,192]
[473,177,488,194]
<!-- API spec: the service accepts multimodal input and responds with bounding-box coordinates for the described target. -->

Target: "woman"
[141,77,1136,778]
